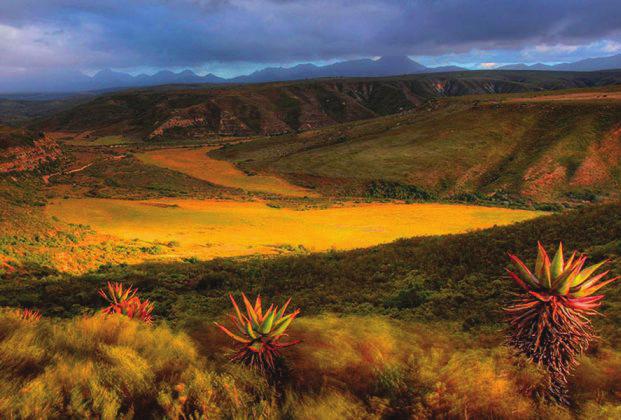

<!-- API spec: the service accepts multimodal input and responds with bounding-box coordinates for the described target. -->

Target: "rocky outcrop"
[0,129,61,173]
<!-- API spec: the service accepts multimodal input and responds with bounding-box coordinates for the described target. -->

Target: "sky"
[1,0,621,79]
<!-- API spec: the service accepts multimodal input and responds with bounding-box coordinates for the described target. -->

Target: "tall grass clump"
[0,312,274,418]
[280,315,548,418]
[0,310,620,418]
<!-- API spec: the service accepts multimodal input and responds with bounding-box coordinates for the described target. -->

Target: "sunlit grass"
[46,197,544,261]
[138,146,316,197]
[0,311,619,417]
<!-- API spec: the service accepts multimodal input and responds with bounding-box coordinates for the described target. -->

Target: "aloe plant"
[12,308,41,322]
[99,282,154,323]
[215,293,300,371]
[505,242,618,404]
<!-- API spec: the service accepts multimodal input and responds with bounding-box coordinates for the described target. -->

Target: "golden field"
[46,198,545,260]
[137,146,317,197]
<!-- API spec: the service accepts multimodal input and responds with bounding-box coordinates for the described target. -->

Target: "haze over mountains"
[2,53,621,94]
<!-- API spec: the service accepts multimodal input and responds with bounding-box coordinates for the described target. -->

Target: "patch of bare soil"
[571,127,621,187]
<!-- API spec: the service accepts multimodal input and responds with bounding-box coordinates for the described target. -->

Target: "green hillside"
[214,89,621,203]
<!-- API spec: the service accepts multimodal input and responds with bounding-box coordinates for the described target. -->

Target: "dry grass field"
[45,198,544,260]
[137,146,317,197]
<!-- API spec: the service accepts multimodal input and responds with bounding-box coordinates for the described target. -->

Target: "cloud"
[532,44,580,54]
[0,0,620,74]
[479,62,498,69]
[602,40,621,53]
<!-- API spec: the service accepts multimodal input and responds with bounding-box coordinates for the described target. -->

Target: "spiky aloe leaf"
[214,323,251,343]
[572,275,619,298]
[270,309,300,338]
[553,264,581,295]
[229,293,246,324]
[254,295,263,319]
[260,307,276,334]
[277,297,291,320]
[509,254,540,288]
[571,260,609,288]
[242,293,261,328]
[245,319,258,339]
[550,243,564,279]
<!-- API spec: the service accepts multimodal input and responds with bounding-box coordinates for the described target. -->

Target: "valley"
[1,74,620,418]
[3,81,621,273]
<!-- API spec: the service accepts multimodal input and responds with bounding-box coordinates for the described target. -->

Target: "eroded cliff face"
[0,128,61,173]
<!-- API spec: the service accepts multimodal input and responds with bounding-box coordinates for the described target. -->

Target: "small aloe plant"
[99,282,154,323]
[215,293,300,371]
[12,308,42,322]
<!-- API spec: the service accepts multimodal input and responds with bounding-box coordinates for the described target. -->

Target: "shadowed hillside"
[35,70,621,141]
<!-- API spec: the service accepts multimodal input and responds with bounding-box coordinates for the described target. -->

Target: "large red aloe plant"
[99,282,154,323]
[505,242,618,404]
[215,293,301,371]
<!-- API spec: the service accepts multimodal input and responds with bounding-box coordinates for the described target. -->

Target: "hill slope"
[0,126,61,174]
[213,89,621,203]
[37,70,621,140]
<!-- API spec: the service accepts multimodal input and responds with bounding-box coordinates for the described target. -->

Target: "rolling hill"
[36,70,621,141]
[212,88,621,203]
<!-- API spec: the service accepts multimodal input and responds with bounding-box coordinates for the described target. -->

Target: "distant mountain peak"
[5,53,621,94]
[373,55,427,72]
[376,55,415,64]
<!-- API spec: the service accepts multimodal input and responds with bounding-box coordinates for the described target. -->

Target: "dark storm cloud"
[0,0,620,71]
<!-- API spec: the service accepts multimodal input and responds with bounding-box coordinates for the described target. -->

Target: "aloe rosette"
[505,242,618,404]
[215,293,300,371]
[99,282,154,323]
